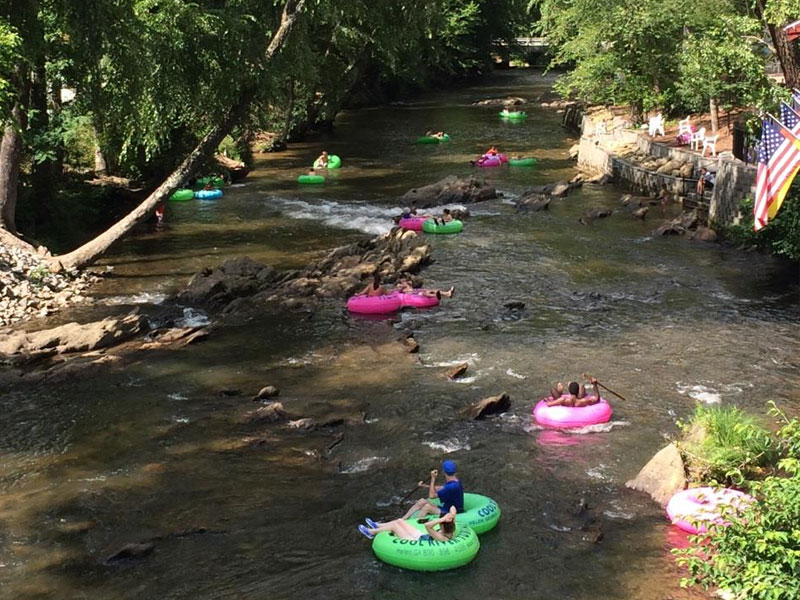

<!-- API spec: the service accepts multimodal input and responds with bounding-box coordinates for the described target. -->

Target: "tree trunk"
[0,62,30,233]
[0,106,24,233]
[47,0,306,270]
[93,125,108,176]
[279,79,296,142]
[709,97,719,133]
[770,23,800,89]
[756,0,800,89]
[31,57,54,201]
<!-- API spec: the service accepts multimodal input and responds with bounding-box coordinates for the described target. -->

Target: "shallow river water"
[1,70,799,600]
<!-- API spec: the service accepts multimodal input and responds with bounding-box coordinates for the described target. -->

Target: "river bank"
[1,69,798,600]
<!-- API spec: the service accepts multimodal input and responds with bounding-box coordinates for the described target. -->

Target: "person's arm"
[425,519,449,542]
[427,470,438,499]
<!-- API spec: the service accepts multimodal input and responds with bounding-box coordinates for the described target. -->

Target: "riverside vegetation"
[674,404,800,599]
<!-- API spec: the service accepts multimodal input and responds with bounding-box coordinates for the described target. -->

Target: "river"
[1,70,799,600]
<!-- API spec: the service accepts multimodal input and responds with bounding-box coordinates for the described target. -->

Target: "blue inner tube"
[194,189,223,200]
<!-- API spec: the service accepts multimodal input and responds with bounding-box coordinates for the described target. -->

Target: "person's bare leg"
[402,498,429,520]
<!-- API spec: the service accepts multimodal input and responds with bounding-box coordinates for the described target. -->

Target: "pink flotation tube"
[399,291,440,308]
[346,292,402,315]
[398,217,428,231]
[476,153,508,168]
[666,487,753,534]
[533,396,612,428]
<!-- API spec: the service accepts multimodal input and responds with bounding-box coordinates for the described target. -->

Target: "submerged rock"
[253,385,280,400]
[445,362,469,380]
[104,542,155,564]
[579,208,613,225]
[625,443,686,506]
[464,392,511,419]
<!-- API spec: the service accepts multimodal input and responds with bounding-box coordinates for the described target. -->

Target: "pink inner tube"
[398,291,440,308]
[477,155,502,167]
[398,217,427,231]
[666,487,753,534]
[346,292,402,315]
[532,396,612,428]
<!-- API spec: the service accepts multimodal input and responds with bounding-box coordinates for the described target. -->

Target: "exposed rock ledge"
[177,226,432,313]
[396,175,498,209]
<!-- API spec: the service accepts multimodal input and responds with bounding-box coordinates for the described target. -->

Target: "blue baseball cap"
[442,460,457,475]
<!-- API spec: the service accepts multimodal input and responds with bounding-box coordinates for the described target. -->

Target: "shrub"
[678,405,775,484]
[674,407,800,600]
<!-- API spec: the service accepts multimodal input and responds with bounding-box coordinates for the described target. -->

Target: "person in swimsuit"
[396,277,454,299]
[357,505,457,541]
[357,273,386,297]
[432,208,454,226]
[546,377,599,407]
[400,460,464,520]
[315,151,329,168]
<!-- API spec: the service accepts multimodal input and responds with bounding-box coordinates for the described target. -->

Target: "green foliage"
[216,135,242,162]
[678,405,775,484]
[724,189,800,262]
[676,16,771,114]
[0,17,20,116]
[26,263,49,285]
[674,406,800,600]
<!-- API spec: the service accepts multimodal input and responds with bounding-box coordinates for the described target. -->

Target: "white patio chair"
[701,134,719,157]
[648,114,665,137]
[677,117,692,136]
[690,127,706,151]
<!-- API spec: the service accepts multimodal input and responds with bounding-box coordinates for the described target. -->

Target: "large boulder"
[625,443,686,506]
[397,176,497,208]
[0,312,148,358]
[177,257,277,308]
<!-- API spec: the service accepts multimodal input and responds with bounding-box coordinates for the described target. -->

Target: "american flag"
[753,115,800,231]
[793,90,800,113]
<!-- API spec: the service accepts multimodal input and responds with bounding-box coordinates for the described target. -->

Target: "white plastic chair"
[690,127,706,151]
[648,114,665,137]
[677,117,692,136]
[701,134,718,157]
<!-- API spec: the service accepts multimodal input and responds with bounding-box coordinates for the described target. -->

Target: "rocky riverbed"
[0,242,101,327]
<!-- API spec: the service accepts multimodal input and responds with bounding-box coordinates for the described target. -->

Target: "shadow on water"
[1,70,798,599]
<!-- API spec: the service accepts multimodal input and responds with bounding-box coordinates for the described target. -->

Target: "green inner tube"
[168,189,194,203]
[371,521,480,571]
[297,174,325,184]
[415,133,450,144]
[195,176,224,189]
[313,154,341,169]
[425,493,502,535]
[499,111,527,119]
[509,157,537,167]
[422,219,463,234]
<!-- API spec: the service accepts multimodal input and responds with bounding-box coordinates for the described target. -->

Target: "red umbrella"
[785,20,800,43]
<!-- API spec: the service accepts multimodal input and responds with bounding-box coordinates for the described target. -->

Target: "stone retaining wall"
[575,113,756,227]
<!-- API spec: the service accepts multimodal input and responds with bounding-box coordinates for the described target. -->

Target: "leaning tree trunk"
[46,0,306,271]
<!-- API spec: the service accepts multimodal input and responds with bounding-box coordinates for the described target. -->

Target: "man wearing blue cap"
[401,459,464,520]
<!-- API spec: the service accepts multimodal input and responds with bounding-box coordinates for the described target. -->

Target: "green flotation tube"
[509,157,537,167]
[499,111,527,120]
[422,219,463,234]
[195,176,224,189]
[415,134,451,144]
[371,521,480,571]
[313,154,341,169]
[425,493,501,534]
[168,189,195,203]
[297,174,325,184]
